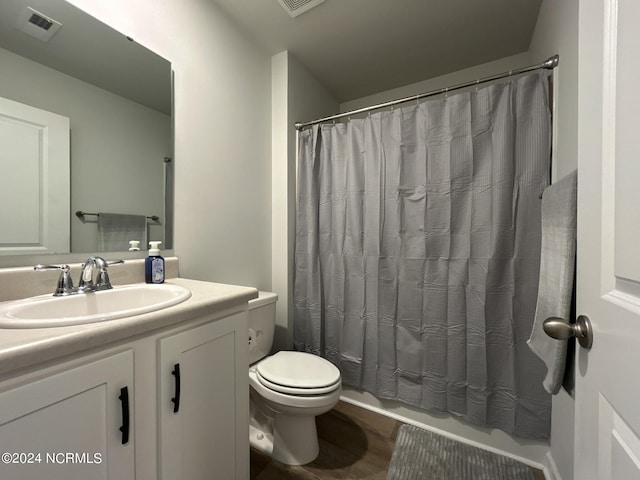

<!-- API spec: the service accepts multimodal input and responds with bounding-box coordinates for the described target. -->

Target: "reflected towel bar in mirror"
[75,211,160,222]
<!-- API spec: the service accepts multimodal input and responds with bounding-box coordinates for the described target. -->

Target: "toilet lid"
[256,371,340,396]
[256,351,341,389]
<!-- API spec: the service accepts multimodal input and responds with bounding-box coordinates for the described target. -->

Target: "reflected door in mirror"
[0,96,70,255]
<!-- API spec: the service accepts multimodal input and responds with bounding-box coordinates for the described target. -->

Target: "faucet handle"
[34,264,75,296]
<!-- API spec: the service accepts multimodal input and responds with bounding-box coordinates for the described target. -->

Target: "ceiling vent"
[276,0,326,18]
[15,6,62,42]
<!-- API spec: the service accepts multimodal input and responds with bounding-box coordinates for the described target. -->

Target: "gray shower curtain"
[294,72,552,439]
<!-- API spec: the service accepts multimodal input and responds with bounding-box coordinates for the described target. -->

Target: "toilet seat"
[249,368,342,409]
[256,371,341,396]
[255,351,341,395]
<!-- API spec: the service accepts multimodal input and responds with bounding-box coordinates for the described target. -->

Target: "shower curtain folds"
[294,71,552,440]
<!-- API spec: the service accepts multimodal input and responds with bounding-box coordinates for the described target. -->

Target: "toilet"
[248,292,342,465]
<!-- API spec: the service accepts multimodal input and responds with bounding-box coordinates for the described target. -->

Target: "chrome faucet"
[35,257,124,296]
[78,256,124,293]
[33,264,75,296]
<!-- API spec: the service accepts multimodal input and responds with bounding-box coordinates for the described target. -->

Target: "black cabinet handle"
[171,363,181,413]
[119,386,130,445]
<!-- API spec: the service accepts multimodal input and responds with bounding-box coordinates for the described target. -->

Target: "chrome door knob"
[543,315,593,349]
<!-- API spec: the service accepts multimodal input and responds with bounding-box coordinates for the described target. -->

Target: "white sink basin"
[0,283,192,329]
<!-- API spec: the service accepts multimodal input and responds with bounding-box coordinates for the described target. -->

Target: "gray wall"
[271,51,339,352]
[68,0,273,290]
[528,0,579,479]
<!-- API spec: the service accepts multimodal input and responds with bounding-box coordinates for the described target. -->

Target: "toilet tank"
[248,291,278,364]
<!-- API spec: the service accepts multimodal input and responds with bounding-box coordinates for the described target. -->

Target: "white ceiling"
[213,0,543,102]
[0,0,171,114]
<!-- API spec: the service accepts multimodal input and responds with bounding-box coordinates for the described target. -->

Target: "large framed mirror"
[0,0,172,258]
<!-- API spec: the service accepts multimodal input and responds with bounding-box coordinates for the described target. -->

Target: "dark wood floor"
[250,400,546,480]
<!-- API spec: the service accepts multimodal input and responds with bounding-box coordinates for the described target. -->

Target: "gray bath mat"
[387,424,534,480]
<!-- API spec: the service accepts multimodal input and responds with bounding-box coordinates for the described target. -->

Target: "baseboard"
[339,394,550,475]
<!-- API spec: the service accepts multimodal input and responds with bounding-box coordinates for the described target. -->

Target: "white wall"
[528,1,579,479]
[68,0,273,290]
[0,47,170,253]
[340,53,530,112]
[271,52,289,351]
[529,0,579,181]
[271,51,339,351]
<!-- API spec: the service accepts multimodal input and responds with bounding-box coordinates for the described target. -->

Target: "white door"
[0,96,70,255]
[575,0,640,478]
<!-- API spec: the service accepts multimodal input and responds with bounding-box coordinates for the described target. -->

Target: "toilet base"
[249,424,274,457]
[250,415,319,465]
[272,414,319,465]
[249,365,341,466]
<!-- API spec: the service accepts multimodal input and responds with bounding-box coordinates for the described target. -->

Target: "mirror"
[0,0,172,256]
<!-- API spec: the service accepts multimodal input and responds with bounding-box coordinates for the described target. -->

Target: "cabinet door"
[159,313,249,480]
[0,350,134,480]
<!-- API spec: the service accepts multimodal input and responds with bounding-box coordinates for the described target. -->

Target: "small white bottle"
[145,241,164,284]
[129,240,140,251]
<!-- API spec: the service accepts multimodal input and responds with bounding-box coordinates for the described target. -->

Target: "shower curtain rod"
[295,54,559,131]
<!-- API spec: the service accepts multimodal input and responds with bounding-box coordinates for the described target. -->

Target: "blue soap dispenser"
[145,241,164,284]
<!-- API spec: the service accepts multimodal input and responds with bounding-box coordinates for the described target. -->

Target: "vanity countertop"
[0,277,257,378]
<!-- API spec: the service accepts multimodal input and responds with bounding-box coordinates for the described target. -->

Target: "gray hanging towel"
[527,170,577,394]
[97,213,147,252]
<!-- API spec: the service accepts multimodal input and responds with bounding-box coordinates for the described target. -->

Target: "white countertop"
[0,277,258,378]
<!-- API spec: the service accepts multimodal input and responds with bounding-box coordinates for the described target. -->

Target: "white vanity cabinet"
[0,302,250,480]
[0,350,135,480]
[158,312,249,480]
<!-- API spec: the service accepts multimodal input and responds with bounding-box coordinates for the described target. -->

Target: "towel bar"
[75,211,160,222]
